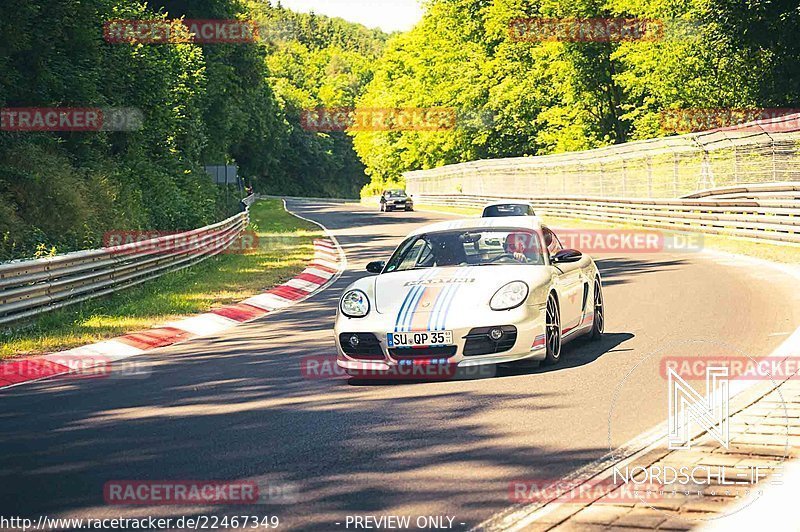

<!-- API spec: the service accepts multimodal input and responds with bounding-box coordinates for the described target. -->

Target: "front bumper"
[385,200,413,209]
[334,303,547,376]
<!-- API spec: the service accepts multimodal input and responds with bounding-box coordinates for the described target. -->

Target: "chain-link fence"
[405,113,800,199]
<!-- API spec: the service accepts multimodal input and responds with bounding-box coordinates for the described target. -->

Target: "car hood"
[373,265,549,320]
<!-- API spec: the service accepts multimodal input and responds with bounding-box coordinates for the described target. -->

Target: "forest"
[0,0,386,259]
[353,0,800,194]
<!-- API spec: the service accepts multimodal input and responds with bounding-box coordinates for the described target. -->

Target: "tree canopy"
[0,0,386,259]
[353,0,800,194]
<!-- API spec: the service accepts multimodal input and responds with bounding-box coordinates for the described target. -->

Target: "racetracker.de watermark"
[103,480,297,505]
[300,107,457,132]
[660,108,800,133]
[104,19,258,44]
[509,18,664,42]
[1,356,150,381]
[552,229,703,254]
[0,107,143,132]
[661,356,800,381]
[103,230,258,255]
[301,355,497,380]
[509,478,663,504]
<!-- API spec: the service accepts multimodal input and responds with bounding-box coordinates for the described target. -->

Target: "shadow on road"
[502,332,634,376]
[344,332,634,387]
[595,256,688,287]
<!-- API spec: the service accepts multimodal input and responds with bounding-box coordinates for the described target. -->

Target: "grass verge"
[1,199,321,358]
[414,203,800,265]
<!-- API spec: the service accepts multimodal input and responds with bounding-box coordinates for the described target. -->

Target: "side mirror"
[366,261,385,274]
[552,249,582,264]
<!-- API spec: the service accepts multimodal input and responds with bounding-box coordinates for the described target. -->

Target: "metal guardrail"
[414,187,800,245]
[405,113,800,199]
[681,182,800,200]
[0,195,256,327]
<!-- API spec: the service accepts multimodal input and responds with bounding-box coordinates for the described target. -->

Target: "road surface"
[2,200,798,530]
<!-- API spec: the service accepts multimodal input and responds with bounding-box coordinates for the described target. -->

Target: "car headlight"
[490,281,529,310]
[341,289,370,318]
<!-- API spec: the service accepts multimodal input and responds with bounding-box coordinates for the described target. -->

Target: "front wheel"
[590,279,604,341]
[542,293,562,365]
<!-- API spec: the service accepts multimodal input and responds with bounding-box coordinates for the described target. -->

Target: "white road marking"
[304,267,334,278]
[285,278,320,292]
[243,293,295,311]
[164,313,237,336]
[310,258,339,270]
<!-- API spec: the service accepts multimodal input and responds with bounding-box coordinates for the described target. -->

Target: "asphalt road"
[2,200,799,531]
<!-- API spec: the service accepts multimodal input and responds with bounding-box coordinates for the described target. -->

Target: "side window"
[416,240,434,267]
[396,239,429,270]
[384,237,416,272]
[543,227,563,256]
[528,205,536,216]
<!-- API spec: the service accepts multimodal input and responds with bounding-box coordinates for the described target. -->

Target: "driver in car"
[505,232,540,263]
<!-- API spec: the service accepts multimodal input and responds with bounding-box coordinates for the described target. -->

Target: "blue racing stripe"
[427,266,462,331]
[432,266,467,331]
[394,286,419,332]
[400,285,425,332]
[393,268,438,331]
[435,281,460,330]
[428,283,454,331]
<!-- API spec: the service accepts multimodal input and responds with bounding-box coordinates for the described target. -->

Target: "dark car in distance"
[380,189,414,212]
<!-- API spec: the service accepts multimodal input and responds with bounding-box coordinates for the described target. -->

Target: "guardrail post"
[672,154,679,197]
[772,142,778,181]
[599,162,605,196]
[622,160,627,197]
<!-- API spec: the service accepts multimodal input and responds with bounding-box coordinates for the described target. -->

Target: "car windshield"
[386,190,406,197]
[483,204,530,217]
[384,229,544,272]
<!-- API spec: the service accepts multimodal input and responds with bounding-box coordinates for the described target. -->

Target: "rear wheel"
[590,279,604,341]
[542,293,562,365]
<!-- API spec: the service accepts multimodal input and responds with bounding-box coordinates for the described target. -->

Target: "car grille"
[462,326,518,356]
[339,333,384,360]
[389,346,457,360]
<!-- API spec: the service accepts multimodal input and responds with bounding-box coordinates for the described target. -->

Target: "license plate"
[387,331,453,347]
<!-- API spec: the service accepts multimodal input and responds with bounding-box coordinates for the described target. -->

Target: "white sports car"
[481,201,536,217]
[334,217,604,378]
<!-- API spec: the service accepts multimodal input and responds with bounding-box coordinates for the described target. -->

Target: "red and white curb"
[0,203,345,390]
